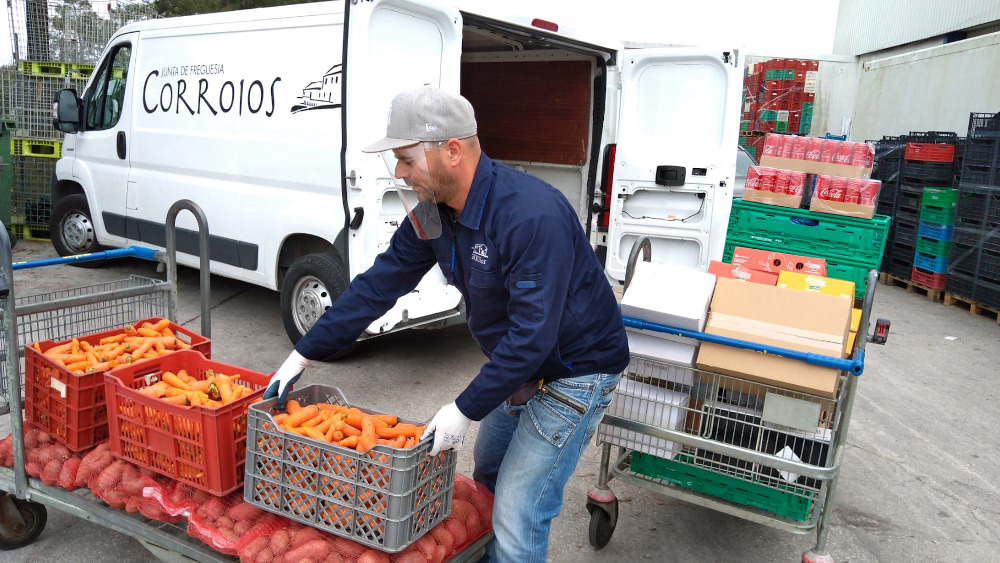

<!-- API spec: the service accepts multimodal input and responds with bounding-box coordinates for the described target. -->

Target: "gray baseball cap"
[362,85,478,153]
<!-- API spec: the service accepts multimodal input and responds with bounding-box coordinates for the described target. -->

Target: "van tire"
[280,253,358,359]
[50,194,107,267]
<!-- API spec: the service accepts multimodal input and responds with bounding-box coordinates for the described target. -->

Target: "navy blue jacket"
[295,153,629,421]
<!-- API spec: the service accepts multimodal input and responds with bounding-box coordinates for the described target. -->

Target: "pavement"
[2,239,999,562]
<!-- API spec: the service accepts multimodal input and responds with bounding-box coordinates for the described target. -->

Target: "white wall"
[852,31,1000,142]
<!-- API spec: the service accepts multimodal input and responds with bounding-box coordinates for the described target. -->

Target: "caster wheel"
[0,494,48,550]
[587,497,618,549]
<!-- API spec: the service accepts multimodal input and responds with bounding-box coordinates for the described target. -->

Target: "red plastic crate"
[24,317,211,452]
[104,350,270,496]
[904,143,955,163]
[911,266,947,290]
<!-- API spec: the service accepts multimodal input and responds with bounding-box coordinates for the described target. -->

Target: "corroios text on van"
[142,70,281,117]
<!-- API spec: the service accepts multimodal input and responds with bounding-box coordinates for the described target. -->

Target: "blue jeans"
[473,371,621,563]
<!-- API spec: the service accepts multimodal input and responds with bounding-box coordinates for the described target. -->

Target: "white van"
[51,0,742,349]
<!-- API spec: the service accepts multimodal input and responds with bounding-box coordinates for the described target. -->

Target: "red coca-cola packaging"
[774,169,790,194]
[759,167,777,192]
[786,172,806,196]
[860,179,882,206]
[833,141,854,165]
[828,176,847,201]
[851,142,875,169]
[805,138,823,162]
[814,175,832,200]
[779,135,795,159]
[844,178,863,203]
[762,134,783,158]
[745,166,762,192]
[791,136,809,160]
[820,139,836,163]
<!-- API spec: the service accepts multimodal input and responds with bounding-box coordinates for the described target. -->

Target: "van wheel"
[50,194,107,267]
[280,253,358,359]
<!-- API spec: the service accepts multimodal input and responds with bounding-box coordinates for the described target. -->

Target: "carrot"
[375,423,426,439]
[65,360,91,372]
[99,333,127,345]
[124,324,138,337]
[317,403,349,414]
[315,415,336,434]
[344,408,368,429]
[43,343,73,357]
[85,360,118,372]
[339,436,359,448]
[283,405,319,427]
[286,400,303,415]
[369,414,398,426]
[300,411,327,428]
[56,353,88,364]
[162,371,191,391]
[71,338,81,355]
[304,427,328,442]
[162,394,190,406]
[216,378,234,403]
[148,318,172,332]
[339,421,361,437]
[137,327,162,338]
[129,339,154,359]
[189,379,212,393]
[139,381,170,397]
[403,437,417,449]
[273,413,289,425]
[357,417,378,452]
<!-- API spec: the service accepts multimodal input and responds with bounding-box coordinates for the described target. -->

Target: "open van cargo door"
[343,0,465,336]
[606,48,743,281]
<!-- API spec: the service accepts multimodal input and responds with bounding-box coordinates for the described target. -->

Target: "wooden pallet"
[943,293,1000,325]
[878,272,944,302]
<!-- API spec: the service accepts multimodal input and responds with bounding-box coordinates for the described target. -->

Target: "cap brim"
[361,137,419,153]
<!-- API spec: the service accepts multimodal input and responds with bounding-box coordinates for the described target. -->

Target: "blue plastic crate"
[913,251,949,274]
[918,221,954,241]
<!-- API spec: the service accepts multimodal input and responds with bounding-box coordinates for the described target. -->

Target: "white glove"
[263,350,310,409]
[422,402,472,456]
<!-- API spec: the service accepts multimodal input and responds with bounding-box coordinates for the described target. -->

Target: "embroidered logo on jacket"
[471,243,488,265]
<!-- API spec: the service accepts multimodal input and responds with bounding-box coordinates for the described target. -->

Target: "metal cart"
[587,239,888,563]
[0,200,493,561]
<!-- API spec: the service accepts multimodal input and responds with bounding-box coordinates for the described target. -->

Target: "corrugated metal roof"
[834,0,1000,55]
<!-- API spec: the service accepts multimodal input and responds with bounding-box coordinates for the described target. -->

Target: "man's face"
[392,143,436,204]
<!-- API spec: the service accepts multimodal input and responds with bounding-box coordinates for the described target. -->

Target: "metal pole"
[163,200,211,339]
[0,222,27,497]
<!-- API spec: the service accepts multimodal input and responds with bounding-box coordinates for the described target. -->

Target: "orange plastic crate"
[24,317,211,452]
[104,350,269,496]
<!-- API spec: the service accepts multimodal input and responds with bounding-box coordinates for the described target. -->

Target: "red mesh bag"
[186,489,280,555]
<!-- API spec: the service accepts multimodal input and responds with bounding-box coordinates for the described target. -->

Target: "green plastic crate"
[919,203,956,225]
[915,235,951,257]
[630,452,813,522]
[726,200,892,265]
[921,187,958,208]
[775,122,788,132]
[723,241,873,299]
[741,120,750,131]
[759,110,778,121]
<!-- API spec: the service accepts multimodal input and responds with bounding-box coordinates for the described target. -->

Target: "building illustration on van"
[291,64,342,113]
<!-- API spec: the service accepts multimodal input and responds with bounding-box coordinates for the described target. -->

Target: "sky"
[1,0,840,66]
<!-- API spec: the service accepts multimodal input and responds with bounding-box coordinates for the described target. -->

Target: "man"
[265,85,629,561]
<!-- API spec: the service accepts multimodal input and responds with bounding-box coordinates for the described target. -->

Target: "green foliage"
[153,0,325,18]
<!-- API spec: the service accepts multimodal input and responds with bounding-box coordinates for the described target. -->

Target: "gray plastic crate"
[244,384,456,552]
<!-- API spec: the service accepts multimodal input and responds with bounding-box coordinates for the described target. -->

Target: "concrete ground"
[3,239,999,562]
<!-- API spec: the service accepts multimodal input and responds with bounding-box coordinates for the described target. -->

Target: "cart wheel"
[0,494,48,550]
[802,549,834,563]
[587,498,618,549]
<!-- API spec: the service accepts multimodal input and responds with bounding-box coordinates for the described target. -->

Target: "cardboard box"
[776,271,855,300]
[730,247,827,276]
[850,308,862,332]
[809,197,876,220]
[626,328,700,370]
[760,155,871,180]
[695,278,852,398]
[598,378,690,459]
[621,262,716,366]
[741,188,802,209]
[708,260,778,285]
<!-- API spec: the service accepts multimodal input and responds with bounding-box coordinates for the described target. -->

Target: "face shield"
[380,142,443,240]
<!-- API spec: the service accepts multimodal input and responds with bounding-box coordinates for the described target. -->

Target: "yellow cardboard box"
[777,271,856,300]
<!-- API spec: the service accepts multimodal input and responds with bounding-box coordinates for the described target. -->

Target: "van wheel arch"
[49,192,107,267]
[279,252,358,360]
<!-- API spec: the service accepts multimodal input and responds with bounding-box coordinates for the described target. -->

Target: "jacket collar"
[450,152,492,230]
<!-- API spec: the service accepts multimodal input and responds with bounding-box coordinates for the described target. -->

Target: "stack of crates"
[3,0,157,240]
[874,132,960,281]
[912,187,957,289]
[947,112,1000,308]
[740,58,818,158]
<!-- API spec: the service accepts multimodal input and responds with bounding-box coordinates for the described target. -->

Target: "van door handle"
[116,131,126,160]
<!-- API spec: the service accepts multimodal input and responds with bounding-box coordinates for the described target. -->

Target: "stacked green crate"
[800,102,814,135]
[723,200,892,299]
[912,187,957,289]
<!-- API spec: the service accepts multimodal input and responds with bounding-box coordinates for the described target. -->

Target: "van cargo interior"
[458,14,614,233]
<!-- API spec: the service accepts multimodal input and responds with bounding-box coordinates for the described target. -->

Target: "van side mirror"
[52,89,81,133]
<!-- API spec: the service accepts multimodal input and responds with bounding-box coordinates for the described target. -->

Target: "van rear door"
[342,0,466,335]
[606,48,743,280]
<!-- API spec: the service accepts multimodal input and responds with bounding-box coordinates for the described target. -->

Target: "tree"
[153,0,323,18]
[25,0,51,61]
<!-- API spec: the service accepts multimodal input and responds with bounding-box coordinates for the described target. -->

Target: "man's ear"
[443,138,463,166]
